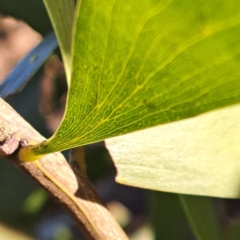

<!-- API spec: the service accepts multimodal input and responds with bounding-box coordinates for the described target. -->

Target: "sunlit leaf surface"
[106,105,240,198]
[27,0,240,194]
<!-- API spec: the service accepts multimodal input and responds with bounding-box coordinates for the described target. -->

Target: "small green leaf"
[43,0,75,83]
[21,0,240,167]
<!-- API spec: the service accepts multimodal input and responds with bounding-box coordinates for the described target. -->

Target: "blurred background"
[0,1,240,239]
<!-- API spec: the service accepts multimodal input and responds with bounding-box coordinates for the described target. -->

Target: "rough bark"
[0,98,128,240]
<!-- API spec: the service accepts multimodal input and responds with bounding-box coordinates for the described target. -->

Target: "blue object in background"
[0,32,58,227]
[0,32,58,98]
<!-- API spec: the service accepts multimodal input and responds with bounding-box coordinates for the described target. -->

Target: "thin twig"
[0,98,128,240]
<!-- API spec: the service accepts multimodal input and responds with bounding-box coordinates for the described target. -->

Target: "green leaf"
[21,0,240,165]
[179,195,221,240]
[106,105,240,198]
[150,192,190,239]
[43,0,75,83]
